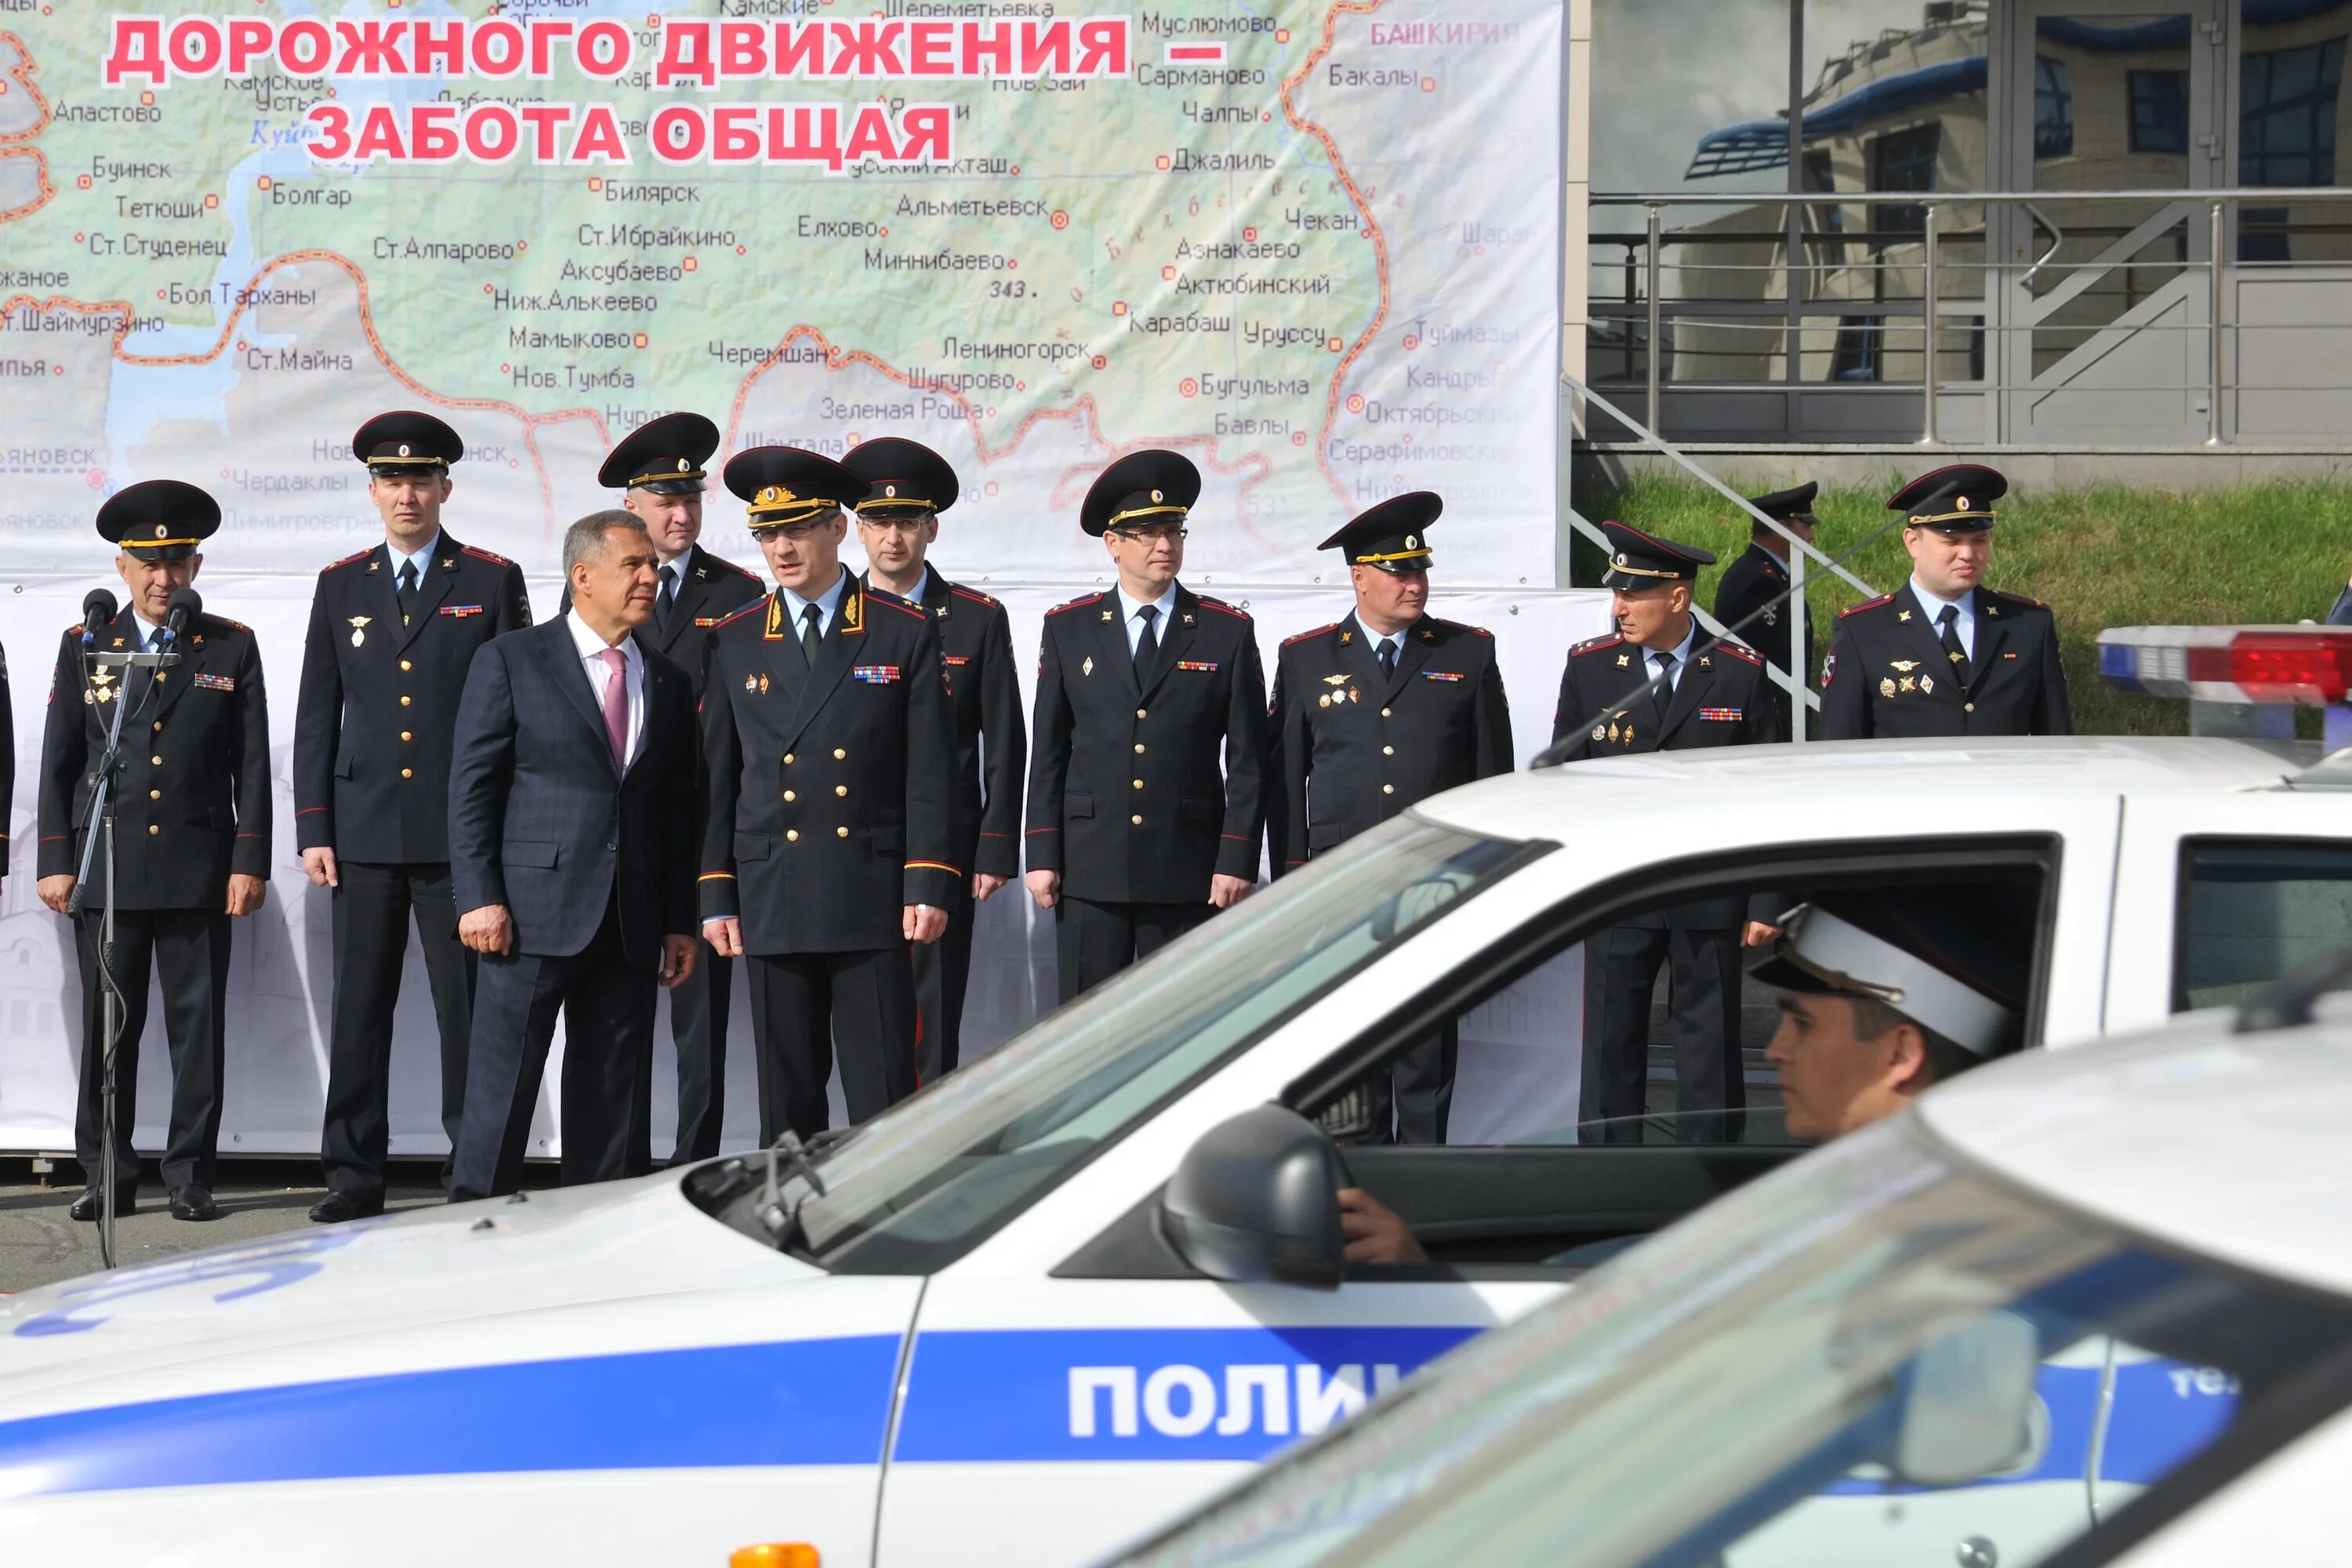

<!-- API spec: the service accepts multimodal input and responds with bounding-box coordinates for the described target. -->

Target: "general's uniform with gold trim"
[294,413,532,1214]
[1820,466,2072,740]
[699,448,958,1141]
[37,481,270,1211]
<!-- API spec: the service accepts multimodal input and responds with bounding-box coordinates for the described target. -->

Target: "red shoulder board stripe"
[1045,592,1105,617]
[950,586,999,608]
[1990,589,2049,610]
[1837,593,1895,619]
[1435,619,1494,638]
[868,591,926,620]
[711,598,768,631]
[323,548,373,572]
[205,615,251,633]
[1195,597,1250,620]
[1711,641,1762,666]
[1569,633,1623,655]
[1282,622,1338,647]
[461,545,514,567]
[725,560,763,579]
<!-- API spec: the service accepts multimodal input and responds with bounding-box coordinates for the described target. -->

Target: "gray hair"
[563,509,647,574]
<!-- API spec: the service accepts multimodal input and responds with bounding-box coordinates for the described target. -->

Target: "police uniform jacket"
[1712,543,1814,720]
[1267,612,1511,875]
[558,543,765,698]
[896,569,1026,882]
[1025,586,1268,904]
[1549,630,1775,930]
[699,576,960,953]
[38,608,271,909]
[1820,584,2071,740]
[294,535,530,864]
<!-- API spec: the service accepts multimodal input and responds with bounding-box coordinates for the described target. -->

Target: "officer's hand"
[905,903,947,944]
[659,934,698,989]
[36,874,74,916]
[1742,920,1783,948]
[1025,869,1060,910]
[1208,873,1256,909]
[224,874,266,917]
[1338,1188,1427,1265]
[301,847,340,889]
[971,872,1007,903]
[459,904,514,956]
[702,916,745,958]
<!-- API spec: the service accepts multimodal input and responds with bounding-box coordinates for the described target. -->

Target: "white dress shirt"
[1644,618,1699,691]
[779,566,851,640]
[565,609,646,765]
[385,530,442,591]
[1116,583,1178,657]
[1907,576,1977,660]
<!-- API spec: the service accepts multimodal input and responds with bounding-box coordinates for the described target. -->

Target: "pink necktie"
[598,646,629,765]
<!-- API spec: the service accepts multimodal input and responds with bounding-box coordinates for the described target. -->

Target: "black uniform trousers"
[626,940,732,1171]
[74,909,231,1193]
[912,879,975,1084]
[1055,895,1213,1005]
[1579,923,1745,1145]
[1384,1025,1461,1145]
[747,948,918,1143]
[448,895,653,1200]
[320,860,474,1200]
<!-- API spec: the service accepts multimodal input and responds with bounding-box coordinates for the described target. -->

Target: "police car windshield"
[766,819,1540,1271]
[1114,1116,2352,1568]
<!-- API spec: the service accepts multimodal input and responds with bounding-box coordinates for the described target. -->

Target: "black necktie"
[1377,639,1397,679]
[800,603,822,667]
[1134,603,1160,668]
[1652,651,1679,721]
[397,560,419,625]
[1938,604,1971,686]
[657,564,678,630]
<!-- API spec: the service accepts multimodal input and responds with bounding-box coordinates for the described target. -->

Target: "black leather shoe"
[67,1187,135,1221]
[308,1189,384,1224]
[168,1185,219,1222]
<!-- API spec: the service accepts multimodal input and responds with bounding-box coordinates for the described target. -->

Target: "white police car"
[1105,978,2352,1568]
[2,709,2349,1563]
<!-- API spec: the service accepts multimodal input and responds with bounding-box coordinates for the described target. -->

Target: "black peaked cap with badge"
[1748,480,1818,524]
[1599,520,1716,590]
[1820,463,2071,739]
[96,478,221,562]
[1081,449,1200,535]
[353,410,462,475]
[844,437,959,516]
[1715,482,1820,742]
[601,412,718,495]
[724,446,869,528]
[1317,491,1440,572]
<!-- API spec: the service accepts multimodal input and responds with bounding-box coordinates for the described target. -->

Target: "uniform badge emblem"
[1949,650,1965,663]
[1622,723,1635,743]
[1616,654,1631,667]
[1898,609,1913,622]
[1880,677,1897,698]
[1083,656,1094,678]
[1347,686,1359,703]
[1607,722,1619,742]
[1921,675,1935,694]
[1101,609,1113,622]
[759,673,771,695]
[1891,660,1920,672]
[348,615,371,648]
[1591,724,1606,741]
[1319,694,1331,708]
[88,667,115,705]
[745,673,758,693]
[1698,655,1711,670]
[1899,677,1916,692]
[1323,674,1348,685]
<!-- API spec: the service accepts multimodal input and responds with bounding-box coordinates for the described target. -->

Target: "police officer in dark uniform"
[1820,465,2071,740]
[296,412,531,1223]
[699,448,960,1141]
[844,437,1025,1084]
[564,413,764,1171]
[1268,493,1511,1143]
[37,481,270,1221]
[1023,450,1269,1003]
[1711,481,1819,741]
[1552,522,1777,1145]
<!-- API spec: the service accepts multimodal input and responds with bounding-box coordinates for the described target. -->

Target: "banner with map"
[0,2,1563,583]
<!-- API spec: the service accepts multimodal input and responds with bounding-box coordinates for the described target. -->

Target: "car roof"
[1417,735,2317,844]
[1916,991,2352,1298]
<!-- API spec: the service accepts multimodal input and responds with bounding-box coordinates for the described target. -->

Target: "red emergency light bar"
[2100,626,2352,705]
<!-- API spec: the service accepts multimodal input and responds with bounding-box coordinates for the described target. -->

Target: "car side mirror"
[1893,1311,2040,1486]
[1157,1105,1347,1290]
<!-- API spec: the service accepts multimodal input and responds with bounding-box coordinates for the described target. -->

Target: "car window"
[2173,838,2352,1011]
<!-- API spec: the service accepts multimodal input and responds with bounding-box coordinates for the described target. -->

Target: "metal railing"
[1588,187,2352,446]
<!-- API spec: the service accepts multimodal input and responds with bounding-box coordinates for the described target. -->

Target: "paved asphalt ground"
[0,1160,468,1294]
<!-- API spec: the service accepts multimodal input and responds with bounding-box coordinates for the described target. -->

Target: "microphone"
[158,586,202,650]
[78,589,117,646]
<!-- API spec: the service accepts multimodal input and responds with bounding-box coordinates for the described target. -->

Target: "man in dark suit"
[1023,450,1269,1003]
[37,482,271,1221]
[562,413,764,1171]
[1711,481,1818,742]
[699,448,959,1141]
[1821,465,2071,740]
[296,412,532,1223]
[1552,522,1777,1145]
[445,511,700,1200]
[1268,494,1511,1142]
[845,437,1025,1084]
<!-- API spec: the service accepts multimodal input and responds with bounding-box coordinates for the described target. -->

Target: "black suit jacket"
[869,568,1028,882]
[1267,612,1511,876]
[558,542,766,699]
[698,574,959,953]
[293,534,531,863]
[1025,584,1268,904]
[1820,584,2071,740]
[38,608,271,909]
[1711,543,1815,742]
[447,619,697,964]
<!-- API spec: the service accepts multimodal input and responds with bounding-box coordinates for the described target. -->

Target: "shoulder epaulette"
[202,614,251,633]
[1710,640,1763,666]
[64,622,82,639]
[1045,591,1106,617]
[1837,593,1895,619]
[461,545,513,568]
[1985,587,2050,611]
[950,586,999,609]
[711,598,768,632]
[866,590,927,621]
[720,557,763,579]
[1569,632,1624,655]
[1282,621,1338,648]
[1195,595,1250,620]
[1431,617,1493,638]
[322,547,373,572]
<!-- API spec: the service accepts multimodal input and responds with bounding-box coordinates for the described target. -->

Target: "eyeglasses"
[858,516,932,535]
[750,521,829,543]
[1109,526,1189,543]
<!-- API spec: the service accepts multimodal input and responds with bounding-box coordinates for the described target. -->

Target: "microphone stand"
[68,640,176,1270]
